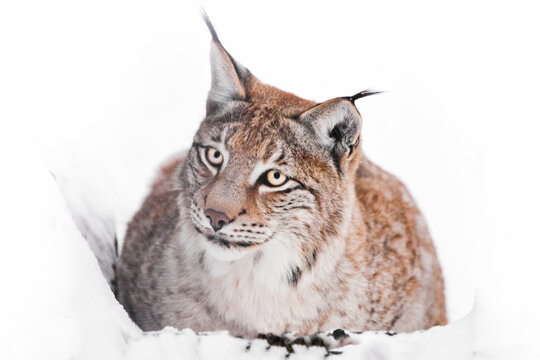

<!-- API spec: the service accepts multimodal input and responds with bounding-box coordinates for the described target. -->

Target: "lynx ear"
[299,98,362,173]
[202,12,249,113]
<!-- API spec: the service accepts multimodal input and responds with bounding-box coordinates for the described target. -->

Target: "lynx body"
[116,18,446,336]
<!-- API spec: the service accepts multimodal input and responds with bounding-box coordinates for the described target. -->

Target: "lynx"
[116,15,446,337]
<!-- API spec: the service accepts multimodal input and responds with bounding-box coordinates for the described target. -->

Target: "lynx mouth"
[192,222,268,250]
[205,234,261,249]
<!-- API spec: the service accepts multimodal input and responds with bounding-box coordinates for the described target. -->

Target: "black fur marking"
[193,225,204,234]
[192,143,206,167]
[206,234,262,248]
[342,89,382,103]
[113,235,118,257]
[305,249,318,270]
[332,329,349,340]
[329,124,348,175]
[385,331,397,336]
[326,351,343,357]
[282,205,312,211]
[390,312,402,327]
[295,181,320,210]
[280,186,303,195]
[206,234,230,248]
[288,266,303,286]
[238,209,247,216]
[235,229,266,235]
[275,152,286,164]
[348,136,360,157]
[111,235,119,296]
[274,202,294,209]
[329,124,343,142]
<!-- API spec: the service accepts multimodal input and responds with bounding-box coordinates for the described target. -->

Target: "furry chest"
[203,268,331,334]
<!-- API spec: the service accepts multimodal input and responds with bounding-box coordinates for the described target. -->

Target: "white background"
[1,0,539,353]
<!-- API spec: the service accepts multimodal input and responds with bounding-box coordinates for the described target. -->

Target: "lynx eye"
[262,169,288,187]
[205,147,223,167]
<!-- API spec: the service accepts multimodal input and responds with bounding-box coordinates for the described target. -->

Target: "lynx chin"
[116,15,446,337]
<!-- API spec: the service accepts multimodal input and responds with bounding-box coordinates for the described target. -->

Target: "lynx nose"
[205,208,231,232]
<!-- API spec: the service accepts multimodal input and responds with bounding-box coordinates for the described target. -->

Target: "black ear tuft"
[201,9,250,114]
[343,89,383,103]
[200,7,221,44]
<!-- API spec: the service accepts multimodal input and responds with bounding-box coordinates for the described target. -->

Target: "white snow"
[1,0,540,359]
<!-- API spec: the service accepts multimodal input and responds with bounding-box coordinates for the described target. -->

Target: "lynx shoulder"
[116,15,446,336]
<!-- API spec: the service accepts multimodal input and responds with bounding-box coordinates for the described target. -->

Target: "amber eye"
[263,169,288,187]
[205,147,223,167]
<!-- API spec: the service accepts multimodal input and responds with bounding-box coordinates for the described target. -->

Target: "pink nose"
[204,208,231,231]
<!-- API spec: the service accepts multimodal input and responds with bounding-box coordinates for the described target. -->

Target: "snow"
[1,0,540,359]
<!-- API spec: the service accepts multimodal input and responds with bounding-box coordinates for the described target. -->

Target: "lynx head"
[181,15,374,269]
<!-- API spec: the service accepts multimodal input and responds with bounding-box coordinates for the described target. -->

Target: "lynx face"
[180,22,366,264]
[185,104,340,261]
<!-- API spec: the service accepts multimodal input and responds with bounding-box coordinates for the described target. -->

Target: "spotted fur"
[116,17,446,337]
